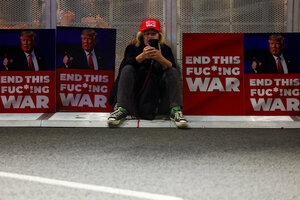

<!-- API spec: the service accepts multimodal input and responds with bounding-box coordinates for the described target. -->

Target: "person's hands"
[138,44,171,70]
[137,43,171,69]
[63,55,69,64]
[251,57,262,71]
[63,54,73,65]
[3,58,9,67]
[142,43,162,60]
[3,55,13,68]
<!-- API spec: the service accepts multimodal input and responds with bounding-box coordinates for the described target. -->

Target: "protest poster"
[182,33,244,115]
[0,29,56,113]
[243,33,300,115]
[0,71,55,112]
[56,27,116,111]
[56,69,114,111]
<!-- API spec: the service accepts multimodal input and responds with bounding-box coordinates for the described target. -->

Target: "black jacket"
[2,47,47,71]
[63,47,105,70]
[250,51,296,74]
[109,43,176,119]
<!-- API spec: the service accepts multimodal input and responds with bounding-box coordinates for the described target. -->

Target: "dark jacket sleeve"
[252,51,296,74]
[123,45,142,67]
[97,53,106,70]
[35,48,47,71]
[161,45,177,68]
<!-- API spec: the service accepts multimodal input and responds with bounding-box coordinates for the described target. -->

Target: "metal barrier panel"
[0,0,46,29]
[0,0,294,74]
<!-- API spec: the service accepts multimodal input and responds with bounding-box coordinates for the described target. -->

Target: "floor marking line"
[0,171,183,200]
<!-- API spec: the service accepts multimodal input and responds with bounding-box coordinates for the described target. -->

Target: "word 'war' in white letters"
[1,96,49,108]
[186,77,240,92]
[251,98,299,111]
[60,93,107,108]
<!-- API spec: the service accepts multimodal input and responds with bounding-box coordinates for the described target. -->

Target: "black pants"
[117,64,183,119]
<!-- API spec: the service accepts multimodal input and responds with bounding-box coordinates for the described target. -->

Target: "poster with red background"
[56,69,114,112]
[243,33,300,115]
[0,71,56,113]
[182,33,244,115]
[56,27,116,112]
[244,74,299,115]
[0,29,56,113]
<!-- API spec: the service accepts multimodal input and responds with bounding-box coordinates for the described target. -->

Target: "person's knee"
[122,64,135,74]
[165,67,180,77]
[119,65,136,81]
[163,67,180,82]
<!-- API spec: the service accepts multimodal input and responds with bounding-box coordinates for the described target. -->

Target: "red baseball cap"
[139,19,161,32]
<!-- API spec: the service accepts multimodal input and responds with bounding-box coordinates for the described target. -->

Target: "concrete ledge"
[0,112,299,128]
[0,113,43,127]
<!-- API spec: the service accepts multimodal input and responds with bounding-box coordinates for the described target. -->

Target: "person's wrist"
[136,53,145,63]
[141,52,146,60]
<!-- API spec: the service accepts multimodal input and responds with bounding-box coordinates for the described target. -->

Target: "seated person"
[108,19,189,128]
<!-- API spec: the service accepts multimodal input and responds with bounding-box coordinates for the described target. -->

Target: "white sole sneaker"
[171,118,189,128]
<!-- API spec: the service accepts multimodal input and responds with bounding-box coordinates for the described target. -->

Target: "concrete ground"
[0,127,299,200]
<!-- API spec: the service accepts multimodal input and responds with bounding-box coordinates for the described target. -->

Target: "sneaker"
[107,107,128,126]
[170,110,189,128]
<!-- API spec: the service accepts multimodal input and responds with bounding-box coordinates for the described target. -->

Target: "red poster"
[182,33,244,115]
[56,69,114,112]
[0,71,56,113]
[244,74,300,115]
